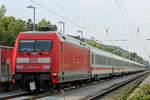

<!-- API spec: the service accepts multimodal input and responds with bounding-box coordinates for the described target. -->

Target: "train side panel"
[58,38,90,83]
[90,50,113,79]
[90,46,145,79]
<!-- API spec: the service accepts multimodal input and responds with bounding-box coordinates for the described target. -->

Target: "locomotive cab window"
[35,40,51,51]
[19,40,35,51]
[19,40,52,51]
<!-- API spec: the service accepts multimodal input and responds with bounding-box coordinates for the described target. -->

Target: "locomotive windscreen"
[35,40,51,51]
[19,40,52,51]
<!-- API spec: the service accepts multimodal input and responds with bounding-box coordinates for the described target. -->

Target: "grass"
[116,85,135,100]
[128,84,150,100]
[117,83,150,100]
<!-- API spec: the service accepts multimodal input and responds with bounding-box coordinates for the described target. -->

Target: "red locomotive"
[12,32,90,91]
[12,31,145,91]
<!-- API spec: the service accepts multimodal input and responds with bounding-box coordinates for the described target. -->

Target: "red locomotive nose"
[15,38,52,73]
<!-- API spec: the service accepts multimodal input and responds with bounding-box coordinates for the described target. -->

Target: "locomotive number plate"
[29,82,36,90]
[29,58,38,63]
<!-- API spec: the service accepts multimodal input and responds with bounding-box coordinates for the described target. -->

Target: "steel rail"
[22,72,148,100]
[86,72,149,100]
[2,72,147,100]
[0,91,28,100]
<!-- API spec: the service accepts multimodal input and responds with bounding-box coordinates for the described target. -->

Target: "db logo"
[29,58,37,63]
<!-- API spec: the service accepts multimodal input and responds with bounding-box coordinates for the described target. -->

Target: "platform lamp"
[27,5,36,31]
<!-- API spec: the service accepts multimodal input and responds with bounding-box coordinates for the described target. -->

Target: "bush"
[129,84,150,100]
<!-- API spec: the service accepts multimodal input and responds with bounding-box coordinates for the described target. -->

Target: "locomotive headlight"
[43,65,50,69]
[16,65,24,69]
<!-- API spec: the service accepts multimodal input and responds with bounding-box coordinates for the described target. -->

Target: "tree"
[112,50,122,56]
[0,16,25,45]
[104,46,114,52]
[26,19,34,31]
[132,52,138,59]
[95,43,103,49]
[0,31,15,46]
[85,40,96,47]
[50,24,57,31]
[123,52,132,59]
[38,19,50,28]
[0,5,26,46]
[0,16,15,31]
[0,5,6,18]
[37,19,57,31]
[7,18,26,36]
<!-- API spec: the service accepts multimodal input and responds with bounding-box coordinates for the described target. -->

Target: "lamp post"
[59,21,65,35]
[27,5,36,31]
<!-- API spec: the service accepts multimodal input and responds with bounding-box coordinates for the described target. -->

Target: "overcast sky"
[1,0,150,61]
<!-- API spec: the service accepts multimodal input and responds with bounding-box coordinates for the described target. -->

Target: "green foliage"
[0,15,26,45]
[0,16,15,31]
[120,87,129,100]
[37,19,57,31]
[84,39,104,49]
[38,19,50,28]
[117,84,135,100]
[0,31,15,46]
[83,38,124,57]
[123,52,150,65]
[26,19,33,31]
[0,5,6,18]
[129,84,150,100]
[112,50,122,56]
[8,18,26,36]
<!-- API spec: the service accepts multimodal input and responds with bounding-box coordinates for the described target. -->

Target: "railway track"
[38,71,148,100]
[0,71,148,100]
[11,79,105,100]
[118,75,147,100]
[86,72,149,100]
[0,79,104,100]
[0,90,28,100]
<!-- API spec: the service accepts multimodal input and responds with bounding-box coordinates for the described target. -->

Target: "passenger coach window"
[35,40,51,51]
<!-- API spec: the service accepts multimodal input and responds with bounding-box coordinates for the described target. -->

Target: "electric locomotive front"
[12,32,60,91]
